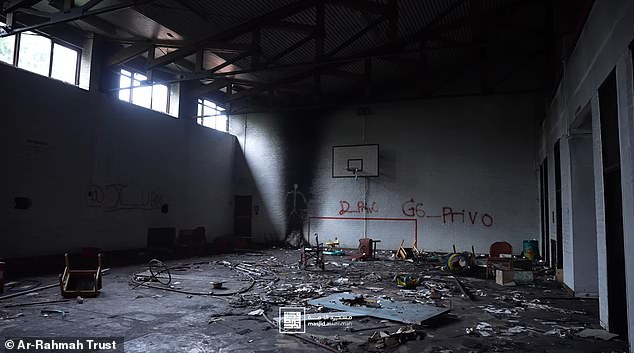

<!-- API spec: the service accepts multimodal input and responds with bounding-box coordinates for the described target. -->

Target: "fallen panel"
[307,293,449,324]
[274,311,367,323]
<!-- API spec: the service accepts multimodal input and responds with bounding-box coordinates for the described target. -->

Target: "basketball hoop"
[346,167,360,180]
[332,144,377,178]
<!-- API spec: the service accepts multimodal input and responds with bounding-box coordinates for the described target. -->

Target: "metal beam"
[81,0,107,12]
[262,33,315,67]
[190,80,230,98]
[327,14,386,57]
[147,0,315,69]
[2,0,40,13]
[251,29,261,69]
[325,0,386,13]
[106,38,255,54]
[206,49,255,74]
[387,0,398,42]
[0,0,155,37]
[315,0,324,59]
[80,15,117,35]
[265,20,314,34]
[364,57,372,96]
[107,42,152,67]
[323,69,360,80]
[226,0,468,102]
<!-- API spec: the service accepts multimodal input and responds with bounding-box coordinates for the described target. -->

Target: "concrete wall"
[229,110,323,244]
[0,63,237,258]
[617,49,634,350]
[232,94,540,253]
[308,95,539,252]
[569,133,598,296]
[536,0,634,344]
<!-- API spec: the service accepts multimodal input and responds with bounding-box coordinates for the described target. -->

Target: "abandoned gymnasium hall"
[2,0,634,352]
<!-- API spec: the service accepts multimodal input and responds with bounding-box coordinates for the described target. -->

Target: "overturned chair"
[299,233,325,270]
[59,253,103,298]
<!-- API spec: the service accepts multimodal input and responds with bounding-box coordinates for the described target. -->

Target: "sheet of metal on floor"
[274,311,367,323]
[307,293,449,324]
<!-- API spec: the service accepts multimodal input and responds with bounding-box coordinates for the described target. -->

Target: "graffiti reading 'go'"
[402,198,425,217]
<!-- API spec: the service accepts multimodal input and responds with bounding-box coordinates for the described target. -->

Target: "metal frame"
[1,0,553,112]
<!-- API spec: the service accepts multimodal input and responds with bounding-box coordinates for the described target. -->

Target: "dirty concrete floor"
[0,249,628,353]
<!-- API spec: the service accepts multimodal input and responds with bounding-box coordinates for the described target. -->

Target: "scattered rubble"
[1,248,625,353]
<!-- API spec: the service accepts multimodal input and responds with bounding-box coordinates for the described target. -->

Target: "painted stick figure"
[286,183,307,216]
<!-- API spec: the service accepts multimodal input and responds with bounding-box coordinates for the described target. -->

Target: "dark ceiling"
[1,0,592,114]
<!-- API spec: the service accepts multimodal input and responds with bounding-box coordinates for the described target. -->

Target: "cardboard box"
[555,269,563,283]
[496,269,534,286]
[496,269,515,286]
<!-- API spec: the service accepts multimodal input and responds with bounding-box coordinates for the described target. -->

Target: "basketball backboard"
[332,144,379,178]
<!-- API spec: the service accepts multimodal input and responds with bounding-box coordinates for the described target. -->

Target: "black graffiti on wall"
[86,184,165,212]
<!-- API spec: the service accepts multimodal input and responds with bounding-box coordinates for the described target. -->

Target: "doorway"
[569,103,598,295]
[233,195,252,237]
[539,158,550,263]
[554,139,563,270]
[599,70,628,339]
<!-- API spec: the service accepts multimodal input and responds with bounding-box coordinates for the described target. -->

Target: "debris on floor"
[575,328,619,341]
[368,325,425,348]
[0,248,627,353]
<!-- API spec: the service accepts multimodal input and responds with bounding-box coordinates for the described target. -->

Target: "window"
[17,32,51,76]
[0,25,80,84]
[118,69,170,114]
[51,43,78,84]
[0,22,15,64]
[196,98,227,132]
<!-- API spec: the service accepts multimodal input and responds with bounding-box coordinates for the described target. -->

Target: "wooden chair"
[59,253,102,298]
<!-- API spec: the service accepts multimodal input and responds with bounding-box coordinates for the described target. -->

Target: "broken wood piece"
[4,299,70,308]
[0,283,58,301]
[452,277,473,301]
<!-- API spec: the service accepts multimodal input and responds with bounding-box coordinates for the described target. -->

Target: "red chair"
[487,241,513,278]
[490,241,512,258]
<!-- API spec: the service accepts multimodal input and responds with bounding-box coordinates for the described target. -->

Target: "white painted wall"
[616,52,634,351]
[230,112,288,243]
[229,94,540,254]
[0,63,236,258]
[537,0,634,344]
[569,133,598,296]
[307,94,539,253]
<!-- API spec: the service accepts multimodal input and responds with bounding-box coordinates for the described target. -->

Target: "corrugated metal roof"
[260,29,310,64]
[88,0,552,104]
[285,7,316,25]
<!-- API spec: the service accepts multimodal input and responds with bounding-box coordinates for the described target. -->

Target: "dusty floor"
[0,249,628,353]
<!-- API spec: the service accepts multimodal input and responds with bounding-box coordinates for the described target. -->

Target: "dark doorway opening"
[554,139,563,269]
[233,195,252,237]
[539,158,550,264]
[599,69,628,339]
